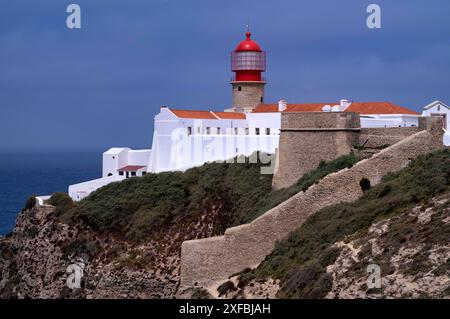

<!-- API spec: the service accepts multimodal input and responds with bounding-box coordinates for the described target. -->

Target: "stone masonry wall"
[272,112,360,190]
[359,127,421,148]
[231,82,265,112]
[179,117,443,288]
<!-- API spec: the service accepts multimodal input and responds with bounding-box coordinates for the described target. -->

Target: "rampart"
[179,116,443,288]
[359,127,421,148]
[272,112,360,189]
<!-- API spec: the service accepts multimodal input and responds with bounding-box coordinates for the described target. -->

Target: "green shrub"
[48,192,76,217]
[61,233,101,259]
[359,177,371,192]
[23,196,36,211]
[191,288,212,299]
[217,280,237,297]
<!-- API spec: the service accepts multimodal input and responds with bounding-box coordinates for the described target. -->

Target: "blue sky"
[1,0,449,151]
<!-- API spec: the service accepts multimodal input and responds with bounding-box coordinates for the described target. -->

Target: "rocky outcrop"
[326,193,450,299]
[0,199,230,298]
[0,206,178,298]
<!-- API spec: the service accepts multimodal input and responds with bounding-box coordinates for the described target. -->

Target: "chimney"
[322,105,332,112]
[278,99,287,112]
[339,99,351,111]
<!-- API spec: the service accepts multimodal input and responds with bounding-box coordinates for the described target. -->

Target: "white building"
[422,100,450,145]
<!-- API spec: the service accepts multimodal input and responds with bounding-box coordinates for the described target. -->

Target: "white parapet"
[35,195,51,207]
[68,175,124,201]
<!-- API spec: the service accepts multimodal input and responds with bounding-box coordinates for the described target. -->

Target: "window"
[234,127,238,135]
[255,128,260,135]
[238,86,242,91]
[131,171,136,177]
[187,127,192,136]
[266,128,270,135]
[245,128,249,135]
[197,127,201,134]
[260,97,263,102]
[119,171,124,176]
[206,127,210,135]
[217,127,221,135]
[142,171,146,176]
[107,173,113,177]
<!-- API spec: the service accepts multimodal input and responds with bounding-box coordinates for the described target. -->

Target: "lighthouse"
[230,31,266,113]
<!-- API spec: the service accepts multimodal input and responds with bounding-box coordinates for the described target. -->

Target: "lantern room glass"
[231,51,266,71]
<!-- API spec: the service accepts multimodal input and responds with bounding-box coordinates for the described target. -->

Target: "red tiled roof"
[212,111,246,119]
[253,103,336,113]
[253,102,419,115]
[117,165,146,172]
[287,103,335,112]
[252,104,279,112]
[344,102,419,115]
[170,109,217,119]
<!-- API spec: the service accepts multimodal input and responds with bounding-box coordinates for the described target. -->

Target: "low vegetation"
[239,149,450,298]
[50,152,358,243]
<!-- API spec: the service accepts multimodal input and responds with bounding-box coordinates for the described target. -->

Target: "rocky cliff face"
[0,202,226,299]
[326,193,450,299]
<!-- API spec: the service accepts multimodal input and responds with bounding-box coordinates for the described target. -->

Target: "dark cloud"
[0,0,449,150]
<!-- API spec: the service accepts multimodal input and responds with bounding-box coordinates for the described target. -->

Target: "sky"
[0,0,449,151]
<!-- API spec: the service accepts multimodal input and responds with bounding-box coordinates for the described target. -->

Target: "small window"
[234,127,238,135]
[255,128,260,135]
[260,97,263,102]
[238,86,242,91]
[245,128,249,135]
[142,171,146,176]
[131,171,136,177]
[107,173,113,177]
[206,127,210,135]
[266,128,270,135]
[197,127,201,134]
[187,127,192,136]
[217,127,221,135]
[119,171,124,176]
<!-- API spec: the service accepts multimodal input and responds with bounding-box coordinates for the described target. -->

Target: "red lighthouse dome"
[231,31,266,82]
[235,32,262,52]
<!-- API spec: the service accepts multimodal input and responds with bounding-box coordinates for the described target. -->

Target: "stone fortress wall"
[359,127,421,148]
[179,114,444,288]
[272,112,360,190]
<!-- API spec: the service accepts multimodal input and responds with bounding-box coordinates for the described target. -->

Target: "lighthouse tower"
[230,31,266,113]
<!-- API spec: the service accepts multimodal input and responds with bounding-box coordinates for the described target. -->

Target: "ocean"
[0,151,101,235]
